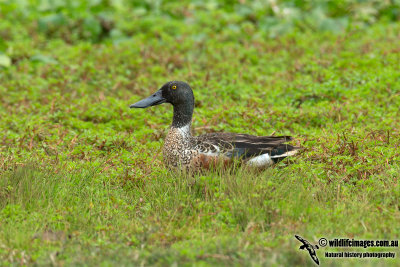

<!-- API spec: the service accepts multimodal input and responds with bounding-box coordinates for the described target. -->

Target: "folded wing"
[195,132,300,161]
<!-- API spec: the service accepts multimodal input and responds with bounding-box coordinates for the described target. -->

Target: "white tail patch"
[247,149,299,167]
[246,153,274,167]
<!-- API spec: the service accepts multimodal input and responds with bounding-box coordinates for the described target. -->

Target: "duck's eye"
[171,85,177,90]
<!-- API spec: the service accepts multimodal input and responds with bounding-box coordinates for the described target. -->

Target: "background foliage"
[1,0,400,266]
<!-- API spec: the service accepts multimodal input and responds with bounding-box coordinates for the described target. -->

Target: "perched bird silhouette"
[295,235,320,265]
[130,81,300,171]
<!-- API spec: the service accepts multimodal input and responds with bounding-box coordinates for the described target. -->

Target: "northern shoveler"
[130,81,300,171]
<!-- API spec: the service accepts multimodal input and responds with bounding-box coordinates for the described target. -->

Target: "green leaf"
[83,16,102,41]
[0,54,11,67]
[30,55,58,64]
[0,38,8,52]
[37,14,66,33]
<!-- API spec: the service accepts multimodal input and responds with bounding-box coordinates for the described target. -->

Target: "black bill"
[129,90,166,108]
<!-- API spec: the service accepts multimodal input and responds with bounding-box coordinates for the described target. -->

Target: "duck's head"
[130,81,194,109]
[130,81,195,128]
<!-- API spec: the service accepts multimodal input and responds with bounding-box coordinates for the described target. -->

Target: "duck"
[130,81,300,171]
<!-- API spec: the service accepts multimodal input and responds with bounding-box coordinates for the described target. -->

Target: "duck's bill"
[130,90,166,108]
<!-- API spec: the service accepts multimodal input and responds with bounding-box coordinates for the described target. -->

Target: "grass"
[1,1,400,266]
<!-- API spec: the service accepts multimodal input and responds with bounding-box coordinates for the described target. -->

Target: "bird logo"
[295,235,320,265]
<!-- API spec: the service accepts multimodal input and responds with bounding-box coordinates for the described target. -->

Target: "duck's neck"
[171,103,193,130]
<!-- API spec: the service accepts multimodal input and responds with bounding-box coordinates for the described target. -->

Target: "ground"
[0,1,400,266]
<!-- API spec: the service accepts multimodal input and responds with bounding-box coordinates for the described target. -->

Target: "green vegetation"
[1,0,400,266]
